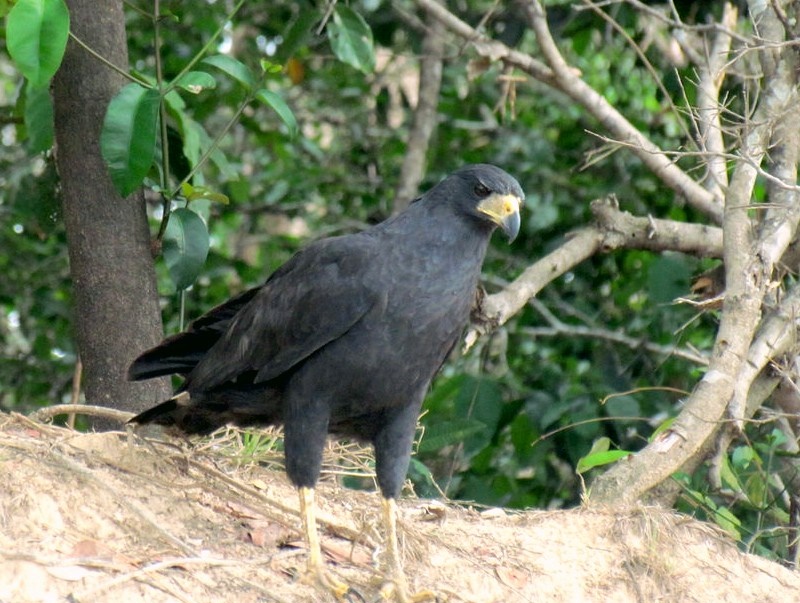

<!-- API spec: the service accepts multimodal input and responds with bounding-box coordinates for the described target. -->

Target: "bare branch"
[466,228,604,350]
[523,299,709,366]
[758,99,800,272]
[30,404,134,424]
[730,283,800,423]
[623,0,748,43]
[411,0,556,84]
[591,196,723,258]
[414,0,724,221]
[696,3,738,196]
[589,0,800,506]
[393,2,446,212]
[523,0,723,221]
[468,195,722,347]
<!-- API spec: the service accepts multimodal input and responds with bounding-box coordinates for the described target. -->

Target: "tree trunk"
[52,0,170,428]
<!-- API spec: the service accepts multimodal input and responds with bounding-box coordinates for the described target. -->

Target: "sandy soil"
[1,412,798,603]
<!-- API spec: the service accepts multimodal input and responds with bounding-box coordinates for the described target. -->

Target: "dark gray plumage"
[128,164,523,600]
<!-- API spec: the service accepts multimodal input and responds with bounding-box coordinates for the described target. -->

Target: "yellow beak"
[476,193,522,242]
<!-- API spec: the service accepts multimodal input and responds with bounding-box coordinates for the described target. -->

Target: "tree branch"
[393,2,446,212]
[695,3,738,197]
[591,196,723,258]
[412,0,557,84]
[589,0,799,506]
[523,298,709,366]
[466,227,603,350]
[521,0,724,221]
[413,0,723,220]
[468,196,723,345]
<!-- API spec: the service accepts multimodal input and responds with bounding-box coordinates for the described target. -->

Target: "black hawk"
[128,164,523,601]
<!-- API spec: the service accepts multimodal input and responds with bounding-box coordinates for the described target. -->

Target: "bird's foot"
[378,579,437,603]
[302,562,351,600]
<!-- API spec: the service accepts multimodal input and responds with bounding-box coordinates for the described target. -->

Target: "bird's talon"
[302,564,351,600]
[378,581,437,603]
[344,588,368,603]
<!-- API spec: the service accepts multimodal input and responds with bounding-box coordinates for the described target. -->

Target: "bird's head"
[449,164,524,242]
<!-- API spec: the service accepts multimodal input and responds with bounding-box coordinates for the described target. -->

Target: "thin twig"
[30,404,133,424]
[68,356,84,429]
[68,32,150,86]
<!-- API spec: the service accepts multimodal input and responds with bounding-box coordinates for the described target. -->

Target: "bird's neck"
[388,198,494,254]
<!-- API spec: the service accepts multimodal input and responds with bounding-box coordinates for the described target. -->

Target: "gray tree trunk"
[52,0,170,428]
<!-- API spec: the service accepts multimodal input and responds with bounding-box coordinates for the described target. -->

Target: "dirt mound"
[1,411,797,603]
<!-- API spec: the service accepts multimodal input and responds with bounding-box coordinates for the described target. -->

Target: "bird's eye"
[474,182,491,198]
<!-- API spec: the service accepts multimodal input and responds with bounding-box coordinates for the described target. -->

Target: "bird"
[128,164,523,601]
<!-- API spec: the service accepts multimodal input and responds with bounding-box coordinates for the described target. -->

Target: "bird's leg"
[379,497,436,603]
[298,486,350,599]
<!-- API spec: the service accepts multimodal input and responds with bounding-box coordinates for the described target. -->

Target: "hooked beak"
[476,193,522,242]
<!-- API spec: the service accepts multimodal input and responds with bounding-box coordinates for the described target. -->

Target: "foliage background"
[0,0,792,564]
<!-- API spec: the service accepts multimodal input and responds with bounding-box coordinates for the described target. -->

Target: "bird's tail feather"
[128,331,216,381]
[129,388,283,435]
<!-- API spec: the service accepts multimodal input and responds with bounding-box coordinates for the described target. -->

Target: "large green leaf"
[276,8,317,62]
[164,90,203,171]
[163,208,209,290]
[327,6,375,74]
[454,376,504,455]
[6,0,69,86]
[576,449,631,474]
[255,89,298,137]
[173,71,217,94]
[24,82,54,153]
[100,83,160,197]
[201,55,256,90]
[417,418,485,454]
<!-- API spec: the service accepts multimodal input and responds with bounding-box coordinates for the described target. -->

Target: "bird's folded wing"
[128,287,262,380]
[184,236,380,392]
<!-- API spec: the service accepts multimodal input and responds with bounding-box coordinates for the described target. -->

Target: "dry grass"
[1,411,798,603]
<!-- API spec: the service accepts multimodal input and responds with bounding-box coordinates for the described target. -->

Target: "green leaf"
[712,506,741,539]
[719,455,744,494]
[731,445,755,470]
[576,449,631,474]
[259,59,284,75]
[327,6,375,74]
[649,416,675,441]
[173,71,217,94]
[24,82,54,153]
[276,8,316,62]
[255,89,298,137]
[6,0,69,86]
[416,418,485,454]
[164,90,203,170]
[585,436,612,456]
[744,474,766,508]
[162,208,210,290]
[181,183,229,205]
[100,83,160,196]
[453,377,503,455]
[201,55,256,90]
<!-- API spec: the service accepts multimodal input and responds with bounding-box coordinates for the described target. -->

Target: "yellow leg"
[299,487,350,599]
[379,497,436,603]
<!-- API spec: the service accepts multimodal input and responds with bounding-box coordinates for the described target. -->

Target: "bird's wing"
[128,287,261,380]
[185,236,380,392]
